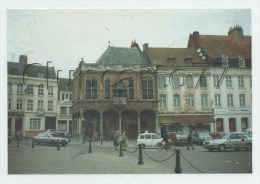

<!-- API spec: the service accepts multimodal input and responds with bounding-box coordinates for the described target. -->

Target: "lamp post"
[46,61,52,90]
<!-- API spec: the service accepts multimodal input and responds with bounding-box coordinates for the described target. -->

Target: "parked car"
[136,131,163,148]
[45,129,58,133]
[203,132,252,152]
[245,128,252,136]
[33,132,69,146]
[168,132,188,146]
[192,132,212,145]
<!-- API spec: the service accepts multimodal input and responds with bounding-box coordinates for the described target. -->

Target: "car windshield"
[217,134,229,139]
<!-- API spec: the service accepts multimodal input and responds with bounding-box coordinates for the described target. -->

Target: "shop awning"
[159,115,214,124]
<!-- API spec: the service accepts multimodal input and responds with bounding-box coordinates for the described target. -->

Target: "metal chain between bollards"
[180,152,204,173]
[143,149,176,162]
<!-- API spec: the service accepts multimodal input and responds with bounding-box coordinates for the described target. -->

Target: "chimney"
[143,43,149,53]
[19,55,28,64]
[187,31,200,48]
[228,25,244,42]
[131,39,139,48]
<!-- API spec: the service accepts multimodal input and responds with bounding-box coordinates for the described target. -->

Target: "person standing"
[121,130,128,151]
[113,130,120,150]
[187,130,195,150]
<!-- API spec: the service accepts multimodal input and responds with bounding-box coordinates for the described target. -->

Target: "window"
[222,56,229,67]
[239,94,246,107]
[60,107,67,114]
[227,94,234,107]
[86,78,97,99]
[238,75,244,88]
[38,100,43,110]
[58,121,67,131]
[213,75,220,88]
[68,107,71,114]
[158,74,166,88]
[238,57,245,67]
[16,99,23,110]
[48,86,53,95]
[27,100,33,111]
[48,101,53,111]
[171,74,180,88]
[173,94,180,107]
[214,94,221,107]
[17,83,23,94]
[159,94,167,108]
[186,75,193,88]
[104,79,110,99]
[199,74,207,87]
[226,75,232,88]
[128,79,134,99]
[61,93,65,100]
[38,85,44,95]
[8,99,11,109]
[8,82,12,93]
[26,84,34,94]
[30,118,41,130]
[188,94,194,107]
[113,81,126,97]
[37,72,45,78]
[201,94,208,108]
[142,79,153,99]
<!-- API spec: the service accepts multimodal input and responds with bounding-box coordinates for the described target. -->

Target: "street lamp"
[46,61,52,90]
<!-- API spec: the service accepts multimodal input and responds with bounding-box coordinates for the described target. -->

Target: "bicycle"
[156,141,172,151]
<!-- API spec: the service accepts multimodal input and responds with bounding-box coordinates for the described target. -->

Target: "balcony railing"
[37,109,45,116]
[113,97,127,105]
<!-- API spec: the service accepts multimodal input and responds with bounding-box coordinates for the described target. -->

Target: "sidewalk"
[8,139,190,174]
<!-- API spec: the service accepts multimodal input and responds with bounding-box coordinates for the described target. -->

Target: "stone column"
[236,117,242,132]
[137,113,141,135]
[223,117,230,133]
[119,112,122,132]
[100,111,103,141]
[155,111,159,134]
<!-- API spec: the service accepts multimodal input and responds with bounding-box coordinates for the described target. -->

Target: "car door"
[145,134,152,146]
[229,133,239,149]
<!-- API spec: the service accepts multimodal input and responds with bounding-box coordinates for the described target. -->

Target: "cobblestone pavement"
[8,139,184,174]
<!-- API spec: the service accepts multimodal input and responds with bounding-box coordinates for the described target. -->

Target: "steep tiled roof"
[7,61,56,79]
[58,78,72,91]
[198,35,251,59]
[96,46,150,65]
[145,47,203,66]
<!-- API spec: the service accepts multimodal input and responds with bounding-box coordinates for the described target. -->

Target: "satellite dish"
[199,52,203,56]
[197,48,201,52]
[202,56,206,60]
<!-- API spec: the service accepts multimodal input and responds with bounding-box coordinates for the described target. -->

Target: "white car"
[136,132,163,148]
[203,132,252,152]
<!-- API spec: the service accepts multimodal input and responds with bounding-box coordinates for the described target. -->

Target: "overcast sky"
[7,9,252,78]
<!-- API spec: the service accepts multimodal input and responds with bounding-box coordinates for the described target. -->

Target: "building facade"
[71,41,159,140]
[8,56,58,137]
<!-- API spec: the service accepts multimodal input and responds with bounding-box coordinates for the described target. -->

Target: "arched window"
[113,81,126,97]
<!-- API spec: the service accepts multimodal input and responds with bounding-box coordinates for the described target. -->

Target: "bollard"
[32,138,35,148]
[88,139,92,153]
[138,144,144,165]
[17,139,20,148]
[83,135,85,144]
[119,141,123,157]
[56,139,60,150]
[175,149,182,173]
[100,135,103,145]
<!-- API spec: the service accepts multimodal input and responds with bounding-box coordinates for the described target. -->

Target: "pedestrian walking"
[113,130,120,150]
[187,130,195,150]
[121,130,128,151]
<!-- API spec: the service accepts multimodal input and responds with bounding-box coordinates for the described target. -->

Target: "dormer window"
[238,56,245,67]
[167,57,176,65]
[221,55,229,67]
[184,56,193,65]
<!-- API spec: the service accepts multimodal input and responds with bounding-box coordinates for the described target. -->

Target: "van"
[136,131,163,148]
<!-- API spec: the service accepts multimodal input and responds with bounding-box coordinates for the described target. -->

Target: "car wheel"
[246,144,252,151]
[50,140,56,146]
[156,142,163,151]
[199,141,203,146]
[218,144,225,152]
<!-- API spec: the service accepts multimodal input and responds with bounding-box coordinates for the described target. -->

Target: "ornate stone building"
[71,41,159,140]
